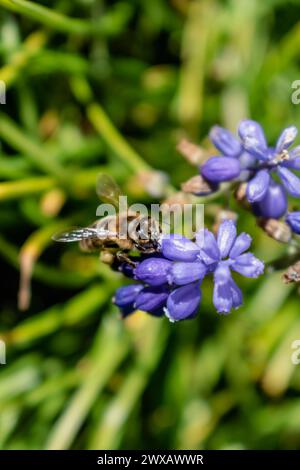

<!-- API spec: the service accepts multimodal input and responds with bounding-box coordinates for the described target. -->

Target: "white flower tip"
[164,307,176,323]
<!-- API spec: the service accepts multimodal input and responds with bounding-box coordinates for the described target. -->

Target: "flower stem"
[87,103,150,173]
[89,317,168,449]
[0,113,65,178]
[0,0,93,36]
[0,30,47,87]
[0,165,110,200]
[46,316,129,450]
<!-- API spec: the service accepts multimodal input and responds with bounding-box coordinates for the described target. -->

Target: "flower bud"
[166,283,201,321]
[252,181,287,219]
[201,156,241,183]
[176,138,208,165]
[114,284,143,307]
[135,286,169,312]
[282,261,300,284]
[113,284,144,316]
[209,126,242,157]
[258,218,292,243]
[161,235,199,261]
[134,257,172,286]
[181,175,217,195]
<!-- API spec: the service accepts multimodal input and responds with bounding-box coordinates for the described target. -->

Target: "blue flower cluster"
[114,220,264,322]
[200,120,300,230]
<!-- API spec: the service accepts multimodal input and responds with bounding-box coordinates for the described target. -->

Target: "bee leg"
[116,251,136,266]
[135,242,158,254]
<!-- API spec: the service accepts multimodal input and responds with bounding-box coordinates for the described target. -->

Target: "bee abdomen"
[80,238,103,252]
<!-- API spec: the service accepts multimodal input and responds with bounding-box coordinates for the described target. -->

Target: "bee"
[52,174,161,266]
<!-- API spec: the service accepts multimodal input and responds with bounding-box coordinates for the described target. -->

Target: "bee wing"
[52,227,100,243]
[96,174,122,208]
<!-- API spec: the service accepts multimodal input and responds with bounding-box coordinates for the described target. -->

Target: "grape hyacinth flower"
[239,121,300,218]
[200,155,241,183]
[200,123,260,184]
[163,220,264,317]
[201,120,300,219]
[114,254,201,321]
[251,180,287,220]
[113,283,169,318]
[113,221,264,322]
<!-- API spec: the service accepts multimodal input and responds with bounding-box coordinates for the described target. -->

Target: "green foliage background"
[1,0,300,450]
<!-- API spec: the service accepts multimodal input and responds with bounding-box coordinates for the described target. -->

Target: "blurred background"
[0,0,300,450]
